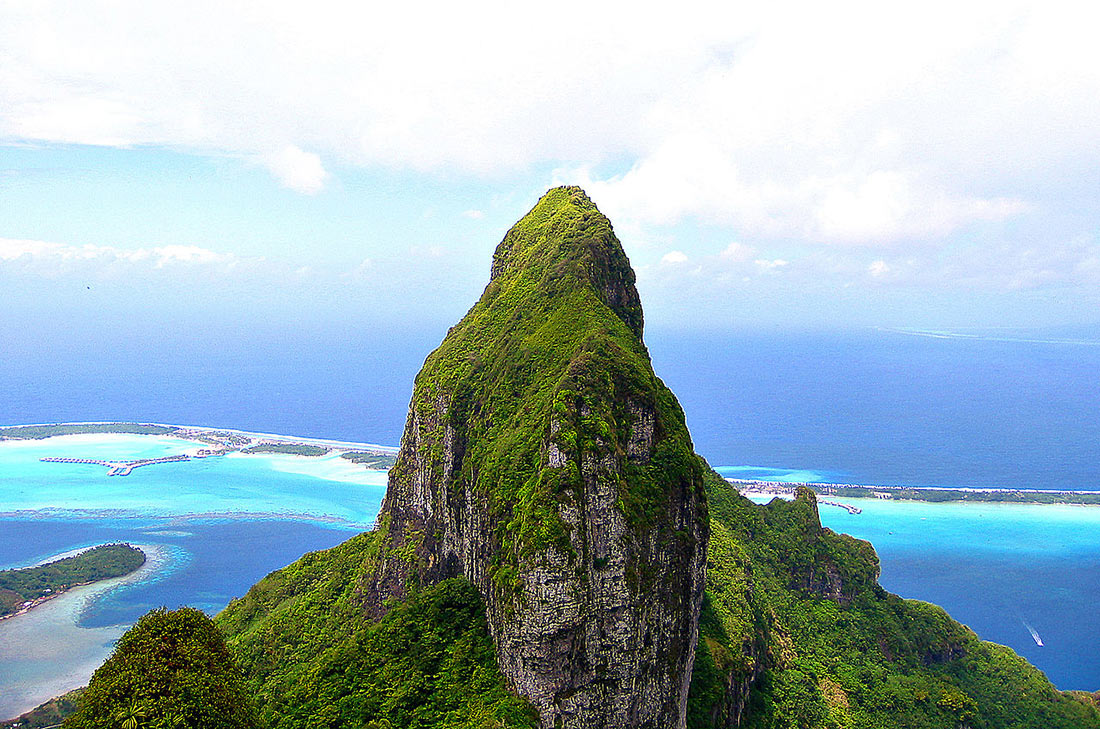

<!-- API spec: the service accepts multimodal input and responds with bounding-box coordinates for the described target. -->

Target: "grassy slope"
[3,690,83,729]
[688,472,1100,729]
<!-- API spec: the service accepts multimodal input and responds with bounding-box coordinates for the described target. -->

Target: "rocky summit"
[365,186,709,729]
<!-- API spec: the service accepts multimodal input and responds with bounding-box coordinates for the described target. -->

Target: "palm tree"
[157,711,187,729]
[115,699,147,729]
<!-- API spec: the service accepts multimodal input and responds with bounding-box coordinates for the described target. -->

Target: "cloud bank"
[1,1,1096,245]
[0,238,235,269]
[1,0,1099,330]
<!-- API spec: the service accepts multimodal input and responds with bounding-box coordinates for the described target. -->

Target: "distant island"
[731,479,1100,506]
[0,422,398,472]
[0,544,146,620]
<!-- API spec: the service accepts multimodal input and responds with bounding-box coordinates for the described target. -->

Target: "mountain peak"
[361,187,708,728]
[488,186,644,340]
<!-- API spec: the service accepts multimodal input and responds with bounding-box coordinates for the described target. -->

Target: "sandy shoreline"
[0,543,171,721]
[1,544,160,622]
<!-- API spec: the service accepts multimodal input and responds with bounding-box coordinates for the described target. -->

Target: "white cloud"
[462,209,485,220]
[0,238,61,260]
[0,0,1096,245]
[719,243,756,262]
[661,250,688,264]
[261,145,327,194]
[641,231,1100,300]
[813,172,1027,243]
[152,245,232,266]
[0,237,233,269]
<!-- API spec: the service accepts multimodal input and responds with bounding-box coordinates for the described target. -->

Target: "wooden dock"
[40,454,190,476]
[817,499,862,514]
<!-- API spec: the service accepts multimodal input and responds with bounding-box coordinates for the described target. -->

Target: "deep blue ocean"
[651,326,1100,490]
[6,325,1098,490]
[2,324,1099,714]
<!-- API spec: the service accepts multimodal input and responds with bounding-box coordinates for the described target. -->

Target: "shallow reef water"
[0,434,383,719]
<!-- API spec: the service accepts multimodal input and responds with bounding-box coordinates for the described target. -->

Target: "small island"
[731,479,1100,506]
[0,544,146,620]
[0,423,178,440]
[338,450,397,469]
[240,443,330,456]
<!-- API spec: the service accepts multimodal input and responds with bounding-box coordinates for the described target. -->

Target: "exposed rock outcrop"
[364,187,709,729]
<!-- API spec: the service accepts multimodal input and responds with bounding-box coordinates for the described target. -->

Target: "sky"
[2,0,1100,342]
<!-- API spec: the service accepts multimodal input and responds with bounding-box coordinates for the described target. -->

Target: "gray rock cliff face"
[362,187,709,728]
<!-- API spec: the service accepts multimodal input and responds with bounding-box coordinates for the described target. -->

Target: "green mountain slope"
[688,477,1100,729]
[216,532,535,729]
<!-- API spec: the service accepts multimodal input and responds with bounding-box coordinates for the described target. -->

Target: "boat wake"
[1022,619,1044,647]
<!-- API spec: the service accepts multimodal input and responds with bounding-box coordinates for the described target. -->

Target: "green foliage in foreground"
[240,443,330,457]
[217,533,536,729]
[688,473,1100,729]
[0,544,145,618]
[64,608,260,729]
[0,422,176,440]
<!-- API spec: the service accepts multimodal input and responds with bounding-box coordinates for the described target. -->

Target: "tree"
[64,608,258,729]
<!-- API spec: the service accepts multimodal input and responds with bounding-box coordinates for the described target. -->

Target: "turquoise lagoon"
[0,433,387,523]
[2,432,1099,718]
[0,433,387,720]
